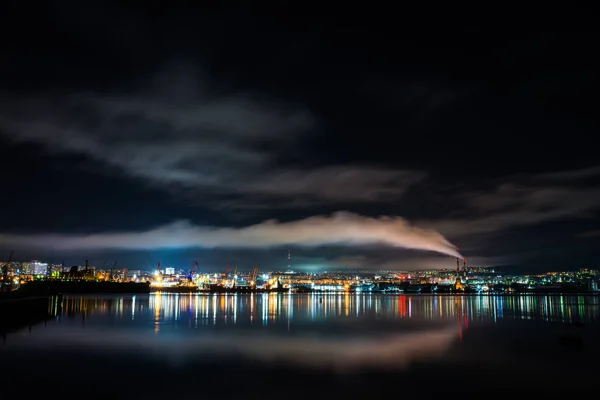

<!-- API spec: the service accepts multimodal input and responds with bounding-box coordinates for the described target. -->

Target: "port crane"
[188,261,198,281]
[232,265,238,288]
[250,266,259,288]
[224,266,231,286]
[109,260,117,281]
[98,261,107,280]
[221,266,238,288]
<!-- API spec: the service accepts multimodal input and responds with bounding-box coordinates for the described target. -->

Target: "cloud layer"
[0,212,461,258]
[420,167,600,238]
[0,72,425,208]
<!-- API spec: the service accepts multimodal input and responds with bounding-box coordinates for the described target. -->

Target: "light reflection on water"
[58,293,600,329]
[2,293,599,397]
[3,293,600,380]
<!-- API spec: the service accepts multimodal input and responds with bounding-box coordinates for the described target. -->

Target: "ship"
[151,284,199,294]
[199,284,289,294]
[404,285,422,293]
[353,283,375,292]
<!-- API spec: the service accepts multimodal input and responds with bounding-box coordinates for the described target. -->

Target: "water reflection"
[3,293,600,373]
[3,294,600,396]
[57,293,600,329]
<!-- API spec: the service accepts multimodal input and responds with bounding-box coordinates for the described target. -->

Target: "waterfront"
[2,293,600,397]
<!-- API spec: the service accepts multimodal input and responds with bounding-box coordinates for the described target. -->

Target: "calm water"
[2,293,600,397]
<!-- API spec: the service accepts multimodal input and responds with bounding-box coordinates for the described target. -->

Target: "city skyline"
[0,253,592,275]
[1,7,599,271]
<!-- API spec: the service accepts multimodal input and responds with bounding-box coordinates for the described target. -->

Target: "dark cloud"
[0,73,425,209]
[247,167,426,203]
[419,167,600,238]
[536,166,600,181]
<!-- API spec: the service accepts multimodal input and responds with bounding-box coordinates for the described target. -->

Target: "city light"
[0,259,598,295]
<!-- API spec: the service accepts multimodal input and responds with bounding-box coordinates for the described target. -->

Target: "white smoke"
[0,212,462,258]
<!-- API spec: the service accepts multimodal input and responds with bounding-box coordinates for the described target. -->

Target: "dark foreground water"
[2,293,600,398]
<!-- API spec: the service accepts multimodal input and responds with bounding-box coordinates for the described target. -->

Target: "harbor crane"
[109,260,117,281]
[220,266,232,288]
[188,261,198,281]
[250,266,259,287]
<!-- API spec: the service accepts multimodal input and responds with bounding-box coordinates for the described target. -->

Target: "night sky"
[0,5,599,272]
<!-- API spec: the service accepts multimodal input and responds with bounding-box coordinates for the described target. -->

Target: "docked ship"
[199,276,289,294]
[151,283,199,293]
[352,283,375,292]
[372,282,405,293]
[403,285,422,293]
[199,284,289,294]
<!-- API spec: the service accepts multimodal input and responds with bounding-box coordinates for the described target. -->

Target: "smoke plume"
[0,212,461,258]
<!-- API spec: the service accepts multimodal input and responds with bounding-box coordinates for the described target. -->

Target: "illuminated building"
[51,264,63,273]
[165,267,175,275]
[21,260,48,276]
[455,276,465,291]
